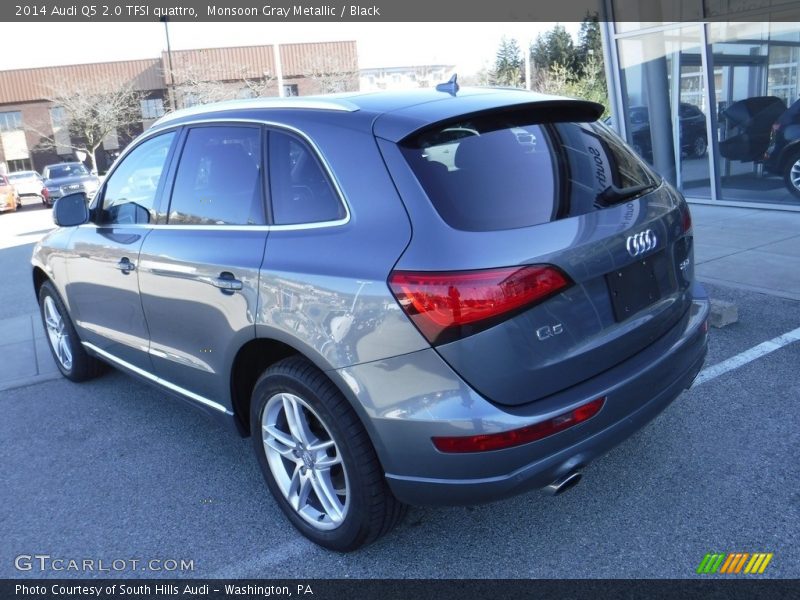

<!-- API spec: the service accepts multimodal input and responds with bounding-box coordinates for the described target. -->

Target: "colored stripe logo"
[697,553,773,574]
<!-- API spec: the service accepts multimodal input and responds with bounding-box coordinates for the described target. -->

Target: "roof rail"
[152,96,360,128]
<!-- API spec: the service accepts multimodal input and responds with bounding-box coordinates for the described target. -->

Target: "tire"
[691,135,707,158]
[250,356,406,551]
[784,149,800,199]
[38,280,105,382]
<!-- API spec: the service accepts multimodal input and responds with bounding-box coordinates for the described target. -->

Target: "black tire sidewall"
[250,366,375,552]
[38,281,86,381]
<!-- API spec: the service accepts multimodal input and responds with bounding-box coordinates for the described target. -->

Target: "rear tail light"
[41,187,49,200]
[389,265,572,345]
[432,397,606,453]
[682,205,692,233]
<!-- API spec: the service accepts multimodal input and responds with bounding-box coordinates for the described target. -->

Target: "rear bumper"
[334,283,709,506]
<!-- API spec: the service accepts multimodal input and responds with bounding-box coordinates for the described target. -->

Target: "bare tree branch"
[301,54,358,95]
[29,79,143,173]
[166,60,277,108]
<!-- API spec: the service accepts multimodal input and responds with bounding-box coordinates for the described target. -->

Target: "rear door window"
[400,114,658,232]
[168,126,264,226]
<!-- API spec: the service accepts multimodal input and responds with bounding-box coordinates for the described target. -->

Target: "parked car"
[0,174,22,212]
[718,96,787,163]
[7,170,47,204]
[42,162,101,205]
[763,97,800,198]
[32,88,709,551]
[625,103,708,160]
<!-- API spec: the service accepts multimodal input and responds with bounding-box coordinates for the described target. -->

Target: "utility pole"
[162,16,177,110]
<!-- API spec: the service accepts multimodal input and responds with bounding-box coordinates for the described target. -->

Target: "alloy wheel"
[790,157,800,193]
[261,392,349,530]
[43,295,72,370]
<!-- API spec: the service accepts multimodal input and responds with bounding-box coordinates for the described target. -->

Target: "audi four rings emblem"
[626,229,657,257]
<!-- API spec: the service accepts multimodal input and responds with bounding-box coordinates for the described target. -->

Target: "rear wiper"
[595,183,657,208]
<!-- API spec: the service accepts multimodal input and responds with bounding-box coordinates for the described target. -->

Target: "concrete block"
[709,298,738,328]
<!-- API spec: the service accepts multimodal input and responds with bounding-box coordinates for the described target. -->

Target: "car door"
[137,124,268,410]
[65,130,177,370]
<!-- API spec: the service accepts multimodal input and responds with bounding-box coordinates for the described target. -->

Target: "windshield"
[8,172,37,181]
[45,164,89,179]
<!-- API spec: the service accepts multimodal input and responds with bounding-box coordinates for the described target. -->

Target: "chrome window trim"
[82,341,232,415]
[106,117,351,230]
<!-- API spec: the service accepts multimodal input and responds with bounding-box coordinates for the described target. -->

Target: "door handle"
[212,272,243,293]
[116,258,136,274]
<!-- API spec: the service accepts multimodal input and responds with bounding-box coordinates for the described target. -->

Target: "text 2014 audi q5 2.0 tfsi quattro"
[32,84,709,551]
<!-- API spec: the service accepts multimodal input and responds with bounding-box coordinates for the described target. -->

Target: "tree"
[530,25,577,76]
[167,59,276,108]
[34,80,143,174]
[492,36,524,87]
[527,19,608,117]
[302,53,358,94]
[577,13,604,78]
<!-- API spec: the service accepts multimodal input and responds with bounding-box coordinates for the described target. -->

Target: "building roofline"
[0,57,160,76]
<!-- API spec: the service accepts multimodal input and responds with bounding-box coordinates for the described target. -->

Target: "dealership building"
[0,41,357,174]
[600,3,800,210]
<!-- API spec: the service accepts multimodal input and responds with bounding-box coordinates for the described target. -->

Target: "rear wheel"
[691,135,707,158]
[38,280,105,381]
[250,356,406,551]
[784,149,800,199]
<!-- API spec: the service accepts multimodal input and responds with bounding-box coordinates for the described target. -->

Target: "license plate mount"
[606,253,665,322]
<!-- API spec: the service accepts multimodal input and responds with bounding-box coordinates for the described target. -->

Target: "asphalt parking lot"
[1,198,798,578]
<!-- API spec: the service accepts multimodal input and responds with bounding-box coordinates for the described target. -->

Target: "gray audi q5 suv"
[32,86,709,551]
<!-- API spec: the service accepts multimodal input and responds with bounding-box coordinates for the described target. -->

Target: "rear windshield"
[399,114,658,232]
[8,172,36,180]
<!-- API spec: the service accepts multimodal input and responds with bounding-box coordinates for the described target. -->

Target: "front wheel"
[250,356,406,551]
[38,280,105,381]
[784,150,800,199]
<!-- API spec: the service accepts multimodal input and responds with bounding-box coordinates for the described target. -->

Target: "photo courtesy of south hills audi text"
[14,584,315,597]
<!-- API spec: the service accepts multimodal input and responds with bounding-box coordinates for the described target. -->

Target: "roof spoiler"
[396,98,606,145]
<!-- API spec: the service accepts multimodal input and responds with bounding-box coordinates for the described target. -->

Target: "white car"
[7,171,46,204]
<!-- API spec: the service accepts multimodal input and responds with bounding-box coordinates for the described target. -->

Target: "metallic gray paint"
[31,89,710,508]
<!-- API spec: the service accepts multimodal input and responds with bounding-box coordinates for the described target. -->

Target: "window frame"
[89,118,350,230]
[164,122,268,227]
[265,126,348,227]
[92,129,180,226]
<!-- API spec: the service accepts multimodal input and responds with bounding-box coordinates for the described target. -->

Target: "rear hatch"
[376,97,696,407]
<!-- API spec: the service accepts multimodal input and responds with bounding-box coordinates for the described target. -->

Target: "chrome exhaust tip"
[544,470,582,496]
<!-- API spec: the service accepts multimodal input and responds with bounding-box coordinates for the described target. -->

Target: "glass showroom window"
[615,25,713,198]
[709,22,800,205]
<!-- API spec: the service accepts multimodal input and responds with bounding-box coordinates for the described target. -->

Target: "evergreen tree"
[493,36,524,87]
[577,13,604,77]
[530,25,576,75]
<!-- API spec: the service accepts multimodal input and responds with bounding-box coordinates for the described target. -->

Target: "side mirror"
[53,192,89,227]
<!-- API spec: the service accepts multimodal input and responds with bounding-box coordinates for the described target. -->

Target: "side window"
[168,126,264,226]
[269,130,345,225]
[100,131,175,225]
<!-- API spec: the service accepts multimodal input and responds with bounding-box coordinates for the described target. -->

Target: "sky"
[0,22,581,74]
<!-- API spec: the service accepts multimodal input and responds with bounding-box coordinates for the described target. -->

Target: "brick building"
[0,41,358,174]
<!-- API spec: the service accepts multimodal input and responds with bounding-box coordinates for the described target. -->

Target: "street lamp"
[161,16,177,111]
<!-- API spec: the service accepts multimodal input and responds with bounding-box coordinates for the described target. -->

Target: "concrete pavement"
[691,202,800,300]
